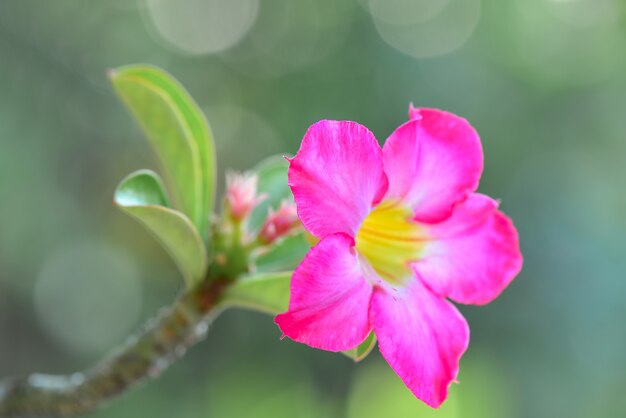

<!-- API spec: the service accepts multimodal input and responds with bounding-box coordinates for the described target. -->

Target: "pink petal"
[415,194,523,305]
[288,120,387,238]
[408,104,421,120]
[383,108,483,223]
[275,233,373,351]
[370,277,469,408]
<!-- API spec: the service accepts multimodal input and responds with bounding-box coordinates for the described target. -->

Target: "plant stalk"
[0,278,229,418]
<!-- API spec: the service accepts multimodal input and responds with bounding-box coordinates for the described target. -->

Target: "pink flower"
[275,107,522,408]
[259,201,300,244]
[225,171,265,221]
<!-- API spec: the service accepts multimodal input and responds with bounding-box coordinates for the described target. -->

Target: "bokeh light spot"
[219,0,354,78]
[368,0,450,25]
[144,0,259,55]
[545,0,618,28]
[205,105,279,171]
[34,241,143,354]
[370,0,481,58]
[485,0,626,86]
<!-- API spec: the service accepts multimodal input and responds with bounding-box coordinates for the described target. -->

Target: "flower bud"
[259,201,300,244]
[225,171,264,221]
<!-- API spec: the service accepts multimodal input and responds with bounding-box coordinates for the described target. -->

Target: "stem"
[0,278,229,418]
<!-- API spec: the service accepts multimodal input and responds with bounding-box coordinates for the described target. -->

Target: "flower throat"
[355,200,426,284]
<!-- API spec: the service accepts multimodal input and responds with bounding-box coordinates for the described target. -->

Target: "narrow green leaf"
[222,271,292,315]
[110,65,216,241]
[115,170,208,288]
[342,332,377,362]
[248,155,291,231]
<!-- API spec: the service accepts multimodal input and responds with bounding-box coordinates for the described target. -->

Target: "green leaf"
[248,155,291,231]
[222,271,292,314]
[110,65,216,241]
[347,354,514,418]
[342,332,377,362]
[114,168,170,207]
[223,269,376,362]
[255,233,309,273]
[347,358,461,418]
[114,170,208,288]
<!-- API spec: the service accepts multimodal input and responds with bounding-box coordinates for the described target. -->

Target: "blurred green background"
[1,0,625,417]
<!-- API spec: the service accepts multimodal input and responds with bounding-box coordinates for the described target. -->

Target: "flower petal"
[383,108,483,223]
[370,277,469,408]
[289,120,387,238]
[275,233,373,351]
[415,194,523,305]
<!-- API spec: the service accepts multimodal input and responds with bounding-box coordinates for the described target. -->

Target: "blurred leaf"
[114,170,207,288]
[248,155,291,231]
[454,354,516,418]
[110,65,216,241]
[342,332,377,362]
[347,358,461,418]
[347,353,515,418]
[255,233,309,273]
[222,271,292,314]
[206,359,327,418]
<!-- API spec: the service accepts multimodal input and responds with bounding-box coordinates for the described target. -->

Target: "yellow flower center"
[355,200,426,284]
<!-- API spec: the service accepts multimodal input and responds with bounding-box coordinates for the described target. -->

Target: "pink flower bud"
[225,171,264,221]
[259,201,300,244]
